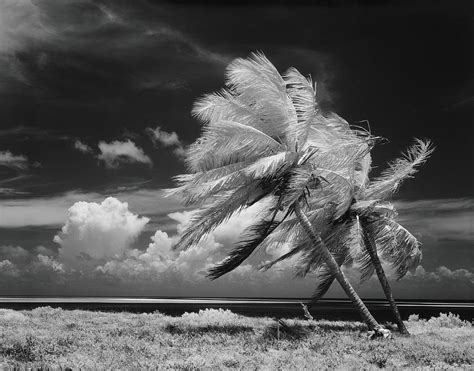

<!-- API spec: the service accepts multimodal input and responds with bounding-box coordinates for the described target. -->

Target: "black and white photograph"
[0,0,472,369]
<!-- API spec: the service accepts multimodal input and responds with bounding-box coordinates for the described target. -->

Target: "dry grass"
[0,307,472,369]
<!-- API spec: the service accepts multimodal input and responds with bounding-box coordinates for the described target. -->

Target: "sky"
[0,0,472,299]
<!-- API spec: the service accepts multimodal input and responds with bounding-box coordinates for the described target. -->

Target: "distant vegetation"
[0,307,472,369]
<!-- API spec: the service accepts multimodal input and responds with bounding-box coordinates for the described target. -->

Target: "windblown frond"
[300,216,365,297]
[225,52,295,140]
[173,184,259,251]
[207,204,282,279]
[283,67,317,147]
[344,216,365,262]
[244,151,297,179]
[310,254,345,303]
[192,89,253,125]
[351,200,397,219]
[308,217,363,303]
[185,120,282,172]
[361,215,422,280]
[364,138,434,199]
[258,242,305,272]
[356,243,376,284]
[293,210,344,278]
[260,206,334,274]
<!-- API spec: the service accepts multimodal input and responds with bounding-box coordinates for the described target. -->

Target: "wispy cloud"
[146,126,185,158]
[97,140,152,169]
[395,198,474,242]
[0,126,70,141]
[0,0,230,93]
[74,140,93,154]
[0,189,182,228]
[0,150,28,170]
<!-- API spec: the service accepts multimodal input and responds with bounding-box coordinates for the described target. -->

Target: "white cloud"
[0,245,29,262]
[0,194,473,298]
[407,265,474,284]
[97,140,152,168]
[54,197,149,270]
[74,139,93,154]
[146,126,185,158]
[146,126,180,147]
[0,260,19,277]
[0,150,28,169]
[36,254,65,274]
[96,201,292,285]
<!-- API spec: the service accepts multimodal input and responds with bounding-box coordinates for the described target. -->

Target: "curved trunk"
[294,203,381,331]
[361,222,410,335]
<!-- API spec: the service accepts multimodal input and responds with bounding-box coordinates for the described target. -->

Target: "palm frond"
[258,243,305,272]
[165,161,253,204]
[361,215,422,280]
[310,252,346,303]
[364,138,434,199]
[351,200,397,219]
[309,217,359,303]
[207,205,281,279]
[259,205,333,274]
[344,216,365,263]
[192,88,286,139]
[283,67,317,147]
[225,52,295,140]
[356,245,376,284]
[185,120,282,173]
[171,161,251,188]
[244,151,297,179]
[173,184,260,251]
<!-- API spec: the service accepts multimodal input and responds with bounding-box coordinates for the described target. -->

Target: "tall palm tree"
[339,139,433,334]
[263,139,433,335]
[168,52,388,334]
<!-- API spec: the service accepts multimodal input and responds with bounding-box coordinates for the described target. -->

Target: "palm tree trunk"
[294,203,382,332]
[361,223,410,335]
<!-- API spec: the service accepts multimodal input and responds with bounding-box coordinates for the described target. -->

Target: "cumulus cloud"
[74,139,93,154]
[146,126,185,158]
[36,254,65,274]
[0,260,19,277]
[0,245,29,263]
[0,245,65,285]
[407,265,474,284]
[0,150,28,169]
[54,197,149,270]
[97,140,152,168]
[1,194,473,298]
[96,201,294,287]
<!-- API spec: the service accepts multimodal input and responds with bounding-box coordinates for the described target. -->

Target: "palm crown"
[169,52,376,272]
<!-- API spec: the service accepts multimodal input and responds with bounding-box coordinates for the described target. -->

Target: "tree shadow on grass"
[262,321,312,341]
[163,324,254,335]
[314,320,368,332]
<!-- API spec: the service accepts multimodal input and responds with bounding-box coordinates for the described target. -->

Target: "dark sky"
[0,0,472,299]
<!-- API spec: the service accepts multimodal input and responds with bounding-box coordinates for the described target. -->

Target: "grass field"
[0,307,472,369]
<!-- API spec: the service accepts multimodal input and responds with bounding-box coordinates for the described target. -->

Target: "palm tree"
[346,139,433,334]
[168,52,388,334]
[258,133,433,335]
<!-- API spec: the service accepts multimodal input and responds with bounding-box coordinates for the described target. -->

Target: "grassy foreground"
[0,307,472,370]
